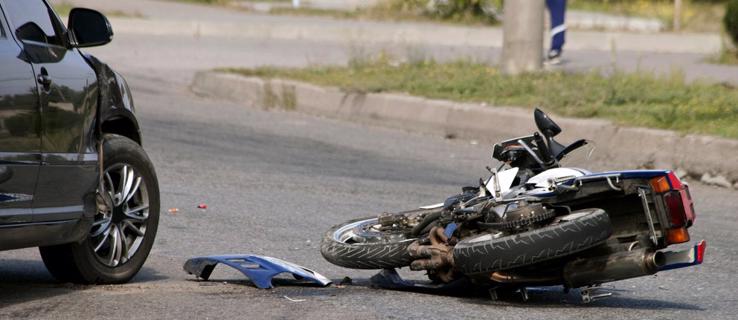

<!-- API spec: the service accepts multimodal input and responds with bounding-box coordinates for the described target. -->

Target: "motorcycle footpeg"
[580,286,613,304]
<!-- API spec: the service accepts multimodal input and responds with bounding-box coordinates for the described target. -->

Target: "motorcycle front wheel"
[321,211,429,269]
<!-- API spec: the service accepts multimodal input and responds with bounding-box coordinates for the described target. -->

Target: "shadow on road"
[317,276,705,312]
[453,286,704,311]
[0,259,167,309]
[0,258,55,283]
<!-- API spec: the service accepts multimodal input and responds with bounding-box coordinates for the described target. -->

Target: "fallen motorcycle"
[321,109,705,302]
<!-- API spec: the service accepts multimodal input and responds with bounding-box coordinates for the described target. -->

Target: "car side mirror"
[534,108,562,138]
[67,8,113,48]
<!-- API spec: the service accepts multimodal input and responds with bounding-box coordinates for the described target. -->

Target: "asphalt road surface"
[2,1,737,319]
[1,70,736,320]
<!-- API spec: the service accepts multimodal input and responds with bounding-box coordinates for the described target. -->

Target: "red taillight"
[664,191,688,228]
[668,187,695,226]
[651,172,696,245]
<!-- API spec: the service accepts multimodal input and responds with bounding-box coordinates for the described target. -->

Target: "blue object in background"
[546,0,567,55]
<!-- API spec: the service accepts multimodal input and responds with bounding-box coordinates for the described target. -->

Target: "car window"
[3,0,61,45]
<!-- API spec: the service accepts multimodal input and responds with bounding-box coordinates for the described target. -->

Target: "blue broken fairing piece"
[443,223,458,239]
[183,254,332,289]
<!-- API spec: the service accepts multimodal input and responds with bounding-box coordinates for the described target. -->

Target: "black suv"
[0,0,159,284]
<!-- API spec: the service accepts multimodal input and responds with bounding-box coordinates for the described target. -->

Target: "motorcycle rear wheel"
[453,208,612,275]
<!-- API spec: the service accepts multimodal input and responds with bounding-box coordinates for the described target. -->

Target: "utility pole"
[673,0,683,32]
[501,0,545,75]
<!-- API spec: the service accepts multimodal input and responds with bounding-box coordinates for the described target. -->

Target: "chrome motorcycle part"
[563,249,665,288]
[408,226,455,282]
[501,202,555,230]
[527,168,587,190]
[321,213,424,269]
[490,271,560,284]
[638,188,660,245]
[580,285,612,304]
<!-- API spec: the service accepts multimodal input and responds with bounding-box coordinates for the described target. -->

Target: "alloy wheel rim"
[333,218,413,244]
[90,163,149,267]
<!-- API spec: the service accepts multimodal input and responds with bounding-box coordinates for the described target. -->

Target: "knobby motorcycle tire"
[320,217,416,269]
[453,208,612,275]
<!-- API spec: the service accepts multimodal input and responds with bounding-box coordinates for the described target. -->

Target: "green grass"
[52,2,145,18]
[168,0,724,31]
[569,0,726,32]
[284,0,499,25]
[222,59,738,139]
[173,0,286,4]
[268,1,499,26]
[268,7,360,19]
[709,48,738,65]
[173,0,229,4]
[51,2,74,16]
[175,0,499,26]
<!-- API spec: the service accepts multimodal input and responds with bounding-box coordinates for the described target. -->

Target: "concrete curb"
[566,10,665,33]
[191,71,738,188]
[237,1,665,32]
[107,17,721,55]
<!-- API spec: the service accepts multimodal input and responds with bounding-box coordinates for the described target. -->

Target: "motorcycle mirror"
[534,108,562,138]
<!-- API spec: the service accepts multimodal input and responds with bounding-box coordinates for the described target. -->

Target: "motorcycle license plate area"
[659,240,706,271]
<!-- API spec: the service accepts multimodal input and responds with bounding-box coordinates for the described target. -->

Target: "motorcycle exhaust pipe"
[563,249,666,288]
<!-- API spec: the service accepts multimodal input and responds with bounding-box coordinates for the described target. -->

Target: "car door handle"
[37,68,52,90]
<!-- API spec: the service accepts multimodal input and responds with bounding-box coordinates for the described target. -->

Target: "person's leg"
[546,0,567,61]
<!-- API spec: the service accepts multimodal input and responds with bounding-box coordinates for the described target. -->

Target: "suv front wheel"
[40,134,160,284]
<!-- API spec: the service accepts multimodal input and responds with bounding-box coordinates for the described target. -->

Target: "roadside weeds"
[221,58,738,140]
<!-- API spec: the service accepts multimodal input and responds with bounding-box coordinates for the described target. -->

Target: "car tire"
[40,134,160,284]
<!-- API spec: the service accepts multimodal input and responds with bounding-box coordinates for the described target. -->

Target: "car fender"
[80,52,142,145]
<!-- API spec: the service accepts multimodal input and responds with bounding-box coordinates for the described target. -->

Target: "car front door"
[0,3,41,224]
[2,0,98,223]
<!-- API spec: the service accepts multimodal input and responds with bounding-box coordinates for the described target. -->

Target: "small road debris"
[339,277,352,285]
[283,296,305,302]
